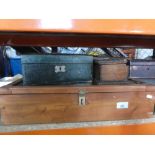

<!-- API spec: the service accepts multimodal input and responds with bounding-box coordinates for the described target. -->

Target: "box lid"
[130,59,155,66]
[94,57,127,65]
[21,55,93,64]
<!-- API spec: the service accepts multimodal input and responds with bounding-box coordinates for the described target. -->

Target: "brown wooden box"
[0,85,153,125]
[94,58,129,83]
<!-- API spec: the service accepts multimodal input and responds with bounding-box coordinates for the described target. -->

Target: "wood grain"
[1,32,155,48]
[0,88,11,94]
[0,92,153,125]
[94,64,128,81]
[146,86,155,92]
[9,85,146,94]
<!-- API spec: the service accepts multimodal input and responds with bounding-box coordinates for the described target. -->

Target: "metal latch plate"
[79,90,86,106]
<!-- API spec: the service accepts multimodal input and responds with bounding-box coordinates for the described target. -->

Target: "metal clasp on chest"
[55,65,66,73]
[79,90,86,106]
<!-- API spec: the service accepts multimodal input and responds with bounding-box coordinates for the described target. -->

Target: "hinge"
[79,90,86,106]
[0,107,3,125]
[153,104,155,115]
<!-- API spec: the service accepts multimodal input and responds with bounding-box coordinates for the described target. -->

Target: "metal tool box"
[21,55,93,85]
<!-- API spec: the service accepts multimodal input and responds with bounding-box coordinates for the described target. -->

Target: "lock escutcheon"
[79,90,86,106]
[55,65,66,73]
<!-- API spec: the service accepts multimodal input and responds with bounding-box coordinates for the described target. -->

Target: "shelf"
[1,19,155,134]
[1,120,155,135]
[0,19,155,35]
[0,20,155,47]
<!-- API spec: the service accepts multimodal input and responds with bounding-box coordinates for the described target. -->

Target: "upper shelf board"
[0,19,154,35]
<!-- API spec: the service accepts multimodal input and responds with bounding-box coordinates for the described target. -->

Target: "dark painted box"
[130,59,155,78]
[21,55,93,85]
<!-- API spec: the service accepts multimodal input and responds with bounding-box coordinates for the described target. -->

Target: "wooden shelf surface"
[0,19,155,47]
[0,19,154,35]
[1,122,155,135]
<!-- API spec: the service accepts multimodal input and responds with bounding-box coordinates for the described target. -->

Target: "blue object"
[9,58,22,75]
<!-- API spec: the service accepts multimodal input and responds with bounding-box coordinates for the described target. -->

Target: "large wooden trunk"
[0,85,153,125]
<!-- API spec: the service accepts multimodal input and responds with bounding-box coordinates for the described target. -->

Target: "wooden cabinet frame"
[0,19,155,134]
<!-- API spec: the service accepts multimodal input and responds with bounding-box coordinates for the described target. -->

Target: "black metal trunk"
[130,59,155,78]
[21,55,93,85]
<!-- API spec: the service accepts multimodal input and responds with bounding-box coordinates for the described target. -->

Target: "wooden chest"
[94,58,129,83]
[0,85,153,125]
